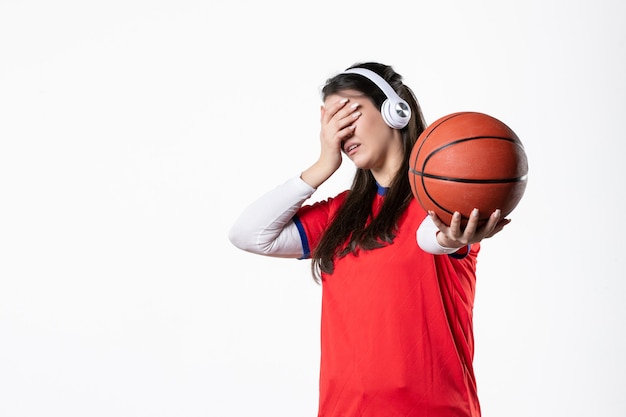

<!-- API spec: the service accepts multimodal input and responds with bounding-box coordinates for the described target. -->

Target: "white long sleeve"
[228,175,456,257]
[228,176,316,258]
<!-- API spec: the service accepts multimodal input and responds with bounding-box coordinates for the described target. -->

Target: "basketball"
[408,111,528,227]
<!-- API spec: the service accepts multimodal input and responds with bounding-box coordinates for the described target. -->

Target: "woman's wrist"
[301,159,338,189]
[435,231,465,250]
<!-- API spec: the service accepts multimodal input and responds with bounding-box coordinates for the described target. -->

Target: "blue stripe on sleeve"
[292,215,311,259]
[448,245,471,259]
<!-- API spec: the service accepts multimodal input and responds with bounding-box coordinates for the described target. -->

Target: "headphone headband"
[342,67,411,129]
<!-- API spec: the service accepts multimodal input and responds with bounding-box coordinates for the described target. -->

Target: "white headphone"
[342,67,411,129]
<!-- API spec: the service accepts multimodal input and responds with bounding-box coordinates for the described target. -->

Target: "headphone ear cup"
[380,99,394,128]
[341,67,412,129]
[381,99,410,129]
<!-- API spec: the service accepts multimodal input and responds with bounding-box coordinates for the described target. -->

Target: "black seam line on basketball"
[413,113,463,163]
[409,168,527,184]
[416,136,524,179]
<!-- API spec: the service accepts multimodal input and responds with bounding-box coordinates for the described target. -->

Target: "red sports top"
[294,189,481,417]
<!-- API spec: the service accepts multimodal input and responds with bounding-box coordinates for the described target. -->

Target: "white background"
[1,0,624,416]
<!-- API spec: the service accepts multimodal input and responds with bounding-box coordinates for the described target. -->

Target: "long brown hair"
[311,62,427,282]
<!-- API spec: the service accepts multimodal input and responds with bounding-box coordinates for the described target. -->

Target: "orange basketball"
[408,111,528,227]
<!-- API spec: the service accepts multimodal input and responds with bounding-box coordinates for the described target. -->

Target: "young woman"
[228,62,509,417]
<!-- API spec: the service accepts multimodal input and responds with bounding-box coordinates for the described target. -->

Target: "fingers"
[478,209,500,238]
[430,210,465,249]
[462,208,480,239]
[472,209,511,240]
[448,211,463,239]
[318,98,362,168]
[434,208,511,247]
[319,100,361,161]
[321,98,361,135]
[428,210,446,230]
